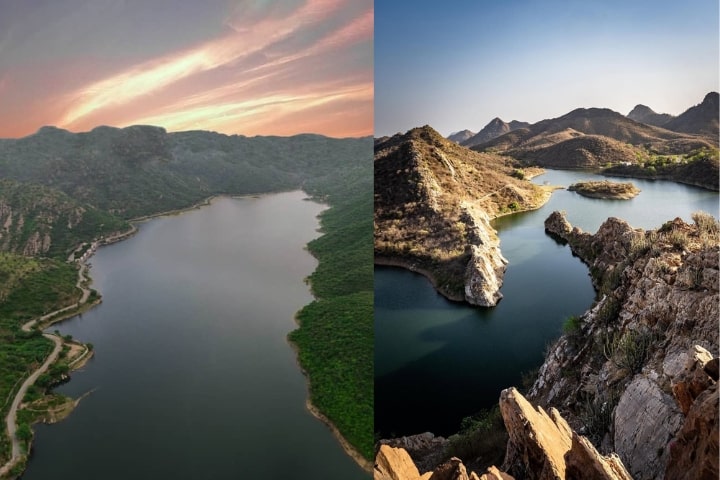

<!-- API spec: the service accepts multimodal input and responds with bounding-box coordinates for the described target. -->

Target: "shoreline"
[287,338,373,473]
[374,182,560,306]
[2,189,366,478]
[287,198,373,473]
[373,256,464,302]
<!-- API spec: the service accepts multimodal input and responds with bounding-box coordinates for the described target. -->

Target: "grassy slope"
[290,157,373,461]
[0,254,79,464]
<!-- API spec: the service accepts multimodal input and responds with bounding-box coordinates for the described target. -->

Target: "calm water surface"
[24,192,367,479]
[375,171,719,437]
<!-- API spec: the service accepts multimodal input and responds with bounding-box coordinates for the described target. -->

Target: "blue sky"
[375,0,719,136]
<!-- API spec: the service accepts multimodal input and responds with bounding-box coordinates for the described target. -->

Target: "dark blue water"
[375,171,718,437]
[24,192,368,479]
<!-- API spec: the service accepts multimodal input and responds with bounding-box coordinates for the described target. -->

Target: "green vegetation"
[579,390,620,446]
[603,147,719,191]
[0,254,79,464]
[289,152,373,461]
[445,407,507,470]
[603,330,658,374]
[0,128,374,468]
[562,315,582,335]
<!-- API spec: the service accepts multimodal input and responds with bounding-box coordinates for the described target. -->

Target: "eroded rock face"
[378,432,449,474]
[532,211,719,479]
[500,387,631,480]
[375,444,428,480]
[462,206,508,306]
[665,383,719,480]
[613,375,684,478]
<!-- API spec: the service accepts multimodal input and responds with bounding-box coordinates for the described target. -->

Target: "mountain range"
[447,92,718,169]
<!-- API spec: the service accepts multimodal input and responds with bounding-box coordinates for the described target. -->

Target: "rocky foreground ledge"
[374,388,632,480]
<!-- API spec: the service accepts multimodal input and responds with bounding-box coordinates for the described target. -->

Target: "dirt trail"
[0,262,90,477]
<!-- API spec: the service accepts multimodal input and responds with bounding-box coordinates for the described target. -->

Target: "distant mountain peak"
[447,129,475,144]
[461,117,528,147]
[626,104,674,127]
[663,91,719,139]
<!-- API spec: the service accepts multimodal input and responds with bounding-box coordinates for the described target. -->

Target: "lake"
[375,171,719,437]
[23,192,368,479]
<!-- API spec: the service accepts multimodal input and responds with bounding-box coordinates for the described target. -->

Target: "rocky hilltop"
[538,210,719,479]
[374,125,551,306]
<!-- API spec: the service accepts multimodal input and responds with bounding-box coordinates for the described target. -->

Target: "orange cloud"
[58,0,358,131]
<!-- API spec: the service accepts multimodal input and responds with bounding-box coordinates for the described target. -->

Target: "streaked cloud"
[0,0,372,138]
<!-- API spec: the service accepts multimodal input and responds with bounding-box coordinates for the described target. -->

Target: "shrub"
[692,211,719,236]
[608,329,656,374]
[597,296,620,325]
[445,407,507,467]
[628,233,650,257]
[562,315,582,335]
[511,168,526,180]
[579,390,620,447]
[666,229,689,249]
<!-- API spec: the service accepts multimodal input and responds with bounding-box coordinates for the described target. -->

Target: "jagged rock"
[500,387,632,480]
[704,357,719,381]
[613,375,684,479]
[373,445,513,480]
[477,466,514,480]
[379,432,449,474]
[665,383,719,480]
[428,457,476,480]
[565,433,633,480]
[375,444,432,480]
[531,212,719,479]
[544,210,573,237]
[670,345,714,415]
[463,206,508,306]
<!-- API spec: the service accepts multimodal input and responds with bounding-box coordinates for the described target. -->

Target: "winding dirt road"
[0,262,91,477]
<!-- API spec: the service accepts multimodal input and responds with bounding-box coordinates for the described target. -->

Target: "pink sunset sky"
[0,0,372,138]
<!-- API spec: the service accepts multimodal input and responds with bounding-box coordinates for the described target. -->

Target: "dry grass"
[568,180,640,199]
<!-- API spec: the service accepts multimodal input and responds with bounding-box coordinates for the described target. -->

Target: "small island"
[567,180,640,199]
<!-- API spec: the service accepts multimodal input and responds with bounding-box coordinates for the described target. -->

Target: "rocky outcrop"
[461,206,508,306]
[375,445,430,480]
[0,179,128,258]
[534,211,719,479]
[378,432,449,474]
[500,388,631,480]
[374,444,515,480]
[665,383,719,480]
[376,388,633,480]
[375,126,549,306]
